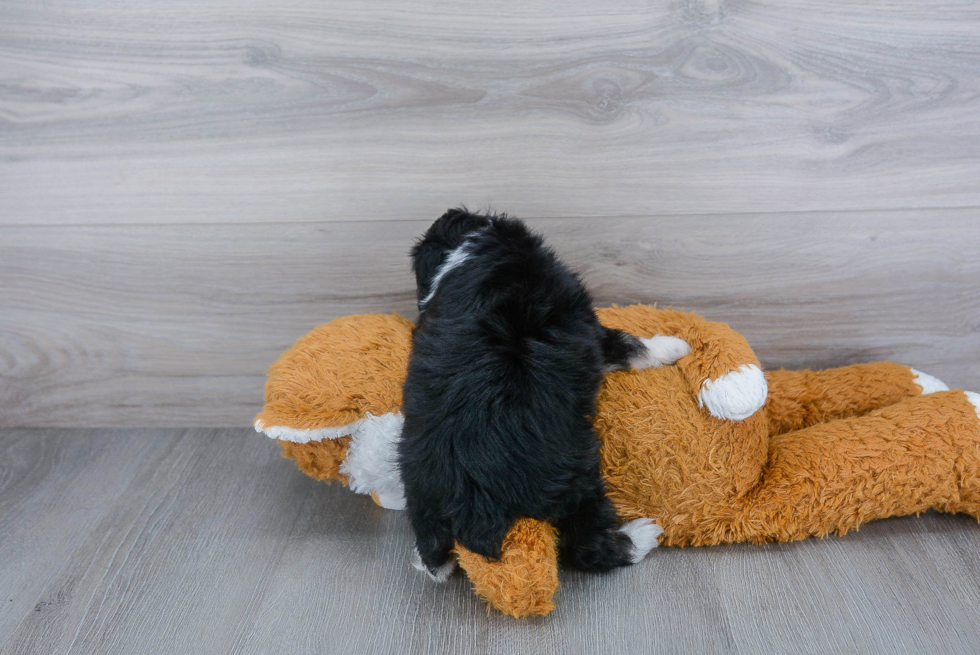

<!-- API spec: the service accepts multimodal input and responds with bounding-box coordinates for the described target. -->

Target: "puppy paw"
[411,547,456,583]
[618,518,664,564]
[911,368,950,394]
[699,364,768,421]
[632,335,692,370]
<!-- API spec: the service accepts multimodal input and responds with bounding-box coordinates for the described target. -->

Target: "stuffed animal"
[254,305,980,618]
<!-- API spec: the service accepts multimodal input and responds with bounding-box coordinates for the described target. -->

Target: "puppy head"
[411,208,492,309]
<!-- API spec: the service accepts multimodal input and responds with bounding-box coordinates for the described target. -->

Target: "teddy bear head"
[253,313,414,509]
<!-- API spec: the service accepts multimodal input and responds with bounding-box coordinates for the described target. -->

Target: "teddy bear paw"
[618,518,664,564]
[965,391,980,423]
[911,368,950,394]
[699,364,768,421]
[632,335,692,370]
[412,547,456,583]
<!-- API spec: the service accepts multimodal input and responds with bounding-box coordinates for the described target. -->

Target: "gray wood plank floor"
[4,428,980,654]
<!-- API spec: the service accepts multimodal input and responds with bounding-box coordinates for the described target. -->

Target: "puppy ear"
[411,208,489,309]
[411,237,446,307]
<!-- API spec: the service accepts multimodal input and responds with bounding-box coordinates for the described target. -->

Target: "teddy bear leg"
[764,362,948,437]
[938,391,980,517]
[454,518,560,618]
[690,390,980,545]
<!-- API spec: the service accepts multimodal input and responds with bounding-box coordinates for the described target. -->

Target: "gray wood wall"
[2,0,978,427]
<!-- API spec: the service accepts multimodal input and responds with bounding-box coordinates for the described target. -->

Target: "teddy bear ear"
[254,312,413,442]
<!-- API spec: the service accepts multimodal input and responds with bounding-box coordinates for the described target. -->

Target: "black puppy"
[399,209,690,581]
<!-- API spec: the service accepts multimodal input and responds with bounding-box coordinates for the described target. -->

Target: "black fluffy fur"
[398,208,651,576]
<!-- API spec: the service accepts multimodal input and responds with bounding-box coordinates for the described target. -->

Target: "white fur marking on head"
[412,547,456,583]
[632,335,692,370]
[419,239,476,309]
[340,412,407,510]
[619,518,663,564]
[254,418,364,443]
[911,368,950,395]
[964,391,980,423]
[699,364,768,421]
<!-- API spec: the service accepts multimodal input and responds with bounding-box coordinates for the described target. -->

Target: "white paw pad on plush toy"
[698,364,769,421]
[966,391,980,421]
[911,368,950,395]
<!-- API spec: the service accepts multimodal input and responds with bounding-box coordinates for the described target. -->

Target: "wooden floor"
[3,427,980,654]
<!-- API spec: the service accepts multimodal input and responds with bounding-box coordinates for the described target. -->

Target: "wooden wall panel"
[2,0,980,225]
[2,211,977,426]
[2,0,979,426]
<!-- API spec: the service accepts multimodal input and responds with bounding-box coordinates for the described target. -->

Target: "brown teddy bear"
[254,305,980,618]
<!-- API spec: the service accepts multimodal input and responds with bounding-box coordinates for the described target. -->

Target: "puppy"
[399,209,690,581]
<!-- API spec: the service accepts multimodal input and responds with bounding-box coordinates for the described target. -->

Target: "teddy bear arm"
[597,307,757,384]
[764,362,935,436]
[671,317,759,387]
[662,313,768,421]
[596,306,767,421]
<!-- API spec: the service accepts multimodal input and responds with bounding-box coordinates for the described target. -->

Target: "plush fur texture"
[453,518,559,618]
[339,412,406,510]
[255,304,980,618]
[400,209,664,578]
[255,313,413,434]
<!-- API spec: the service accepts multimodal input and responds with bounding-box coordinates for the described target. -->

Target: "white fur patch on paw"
[411,547,456,583]
[699,364,768,421]
[619,518,664,564]
[965,391,980,423]
[911,368,950,395]
[632,335,692,370]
